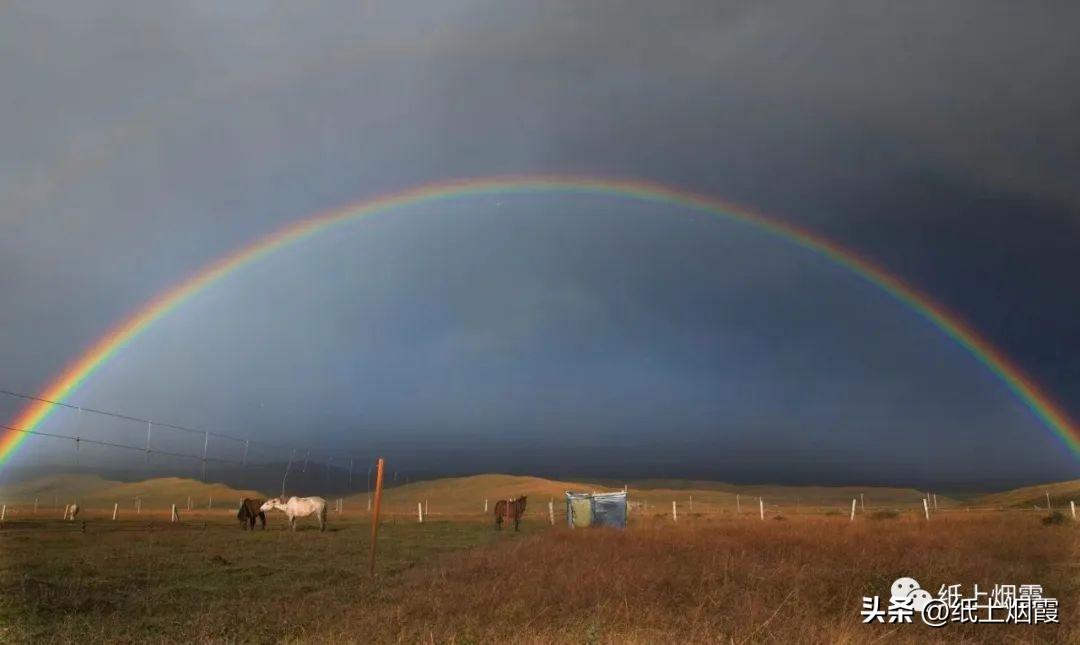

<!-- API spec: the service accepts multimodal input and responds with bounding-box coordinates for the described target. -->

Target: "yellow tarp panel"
[570,497,592,527]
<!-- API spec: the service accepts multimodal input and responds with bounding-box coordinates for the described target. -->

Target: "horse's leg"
[290,515,296,532]
[258,512,265,530]
[514,513,520,532]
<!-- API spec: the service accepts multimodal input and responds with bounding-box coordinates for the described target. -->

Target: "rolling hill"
[8,471,1071,517]
[0,474,261,513]
[975,479,1080,510]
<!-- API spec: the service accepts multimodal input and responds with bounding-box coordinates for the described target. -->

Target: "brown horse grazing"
[494,496,527,531]
[237,498,267,530]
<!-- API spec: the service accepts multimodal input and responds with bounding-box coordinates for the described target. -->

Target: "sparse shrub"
[1042,511,1067,525]
[772,515,786,521]
[870,509,900,520]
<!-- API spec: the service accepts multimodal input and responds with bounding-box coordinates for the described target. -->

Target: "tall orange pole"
[368,458,385,576]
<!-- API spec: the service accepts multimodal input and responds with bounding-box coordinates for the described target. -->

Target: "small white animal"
[260,496,327,532]
[65,503,80,521]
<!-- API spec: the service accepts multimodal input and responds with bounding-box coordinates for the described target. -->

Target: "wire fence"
[0,387,384,495]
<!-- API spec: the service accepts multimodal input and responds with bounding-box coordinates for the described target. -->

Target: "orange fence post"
[368,458,385,576]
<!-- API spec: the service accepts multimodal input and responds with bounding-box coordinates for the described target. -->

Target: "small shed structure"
[565,491,628,528]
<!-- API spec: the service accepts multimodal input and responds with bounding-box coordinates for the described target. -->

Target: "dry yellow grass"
[2,505,1077,643]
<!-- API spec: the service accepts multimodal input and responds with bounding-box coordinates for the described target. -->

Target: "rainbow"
[4,175,1078,464]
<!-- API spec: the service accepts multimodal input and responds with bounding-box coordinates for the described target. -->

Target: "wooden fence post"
[736,494,740,514]
[1,504,6,522]
[548,499,554,526]
[112,503,118,521]
[368,458,385,576]
[689,495,693,513]
[860,493,865,513]
[136,497,141,514]
[171,504,179,523]
[34,497,38,514]
[418,502,424,523]
[923,498,930,520]
[759,497,764,520]
[850,498,856,521]
[208,495,213,510]
[1070,500,1076,520]
[484,498,488,513]
[672,500,677,522]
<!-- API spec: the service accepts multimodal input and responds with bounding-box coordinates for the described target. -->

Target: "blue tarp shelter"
[565,491,628,528]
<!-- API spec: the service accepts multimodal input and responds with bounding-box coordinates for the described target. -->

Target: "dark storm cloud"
[2,1,1078,488]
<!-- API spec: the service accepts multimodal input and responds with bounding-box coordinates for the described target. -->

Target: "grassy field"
[978,479,1080,510]
[2,501,1078,643]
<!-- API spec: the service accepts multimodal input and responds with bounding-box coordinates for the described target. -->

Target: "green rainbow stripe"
[4,175,1078,463]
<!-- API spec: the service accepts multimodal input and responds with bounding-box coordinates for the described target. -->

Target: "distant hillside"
[345,473,608,514]
[4,471,1046,517]
[975,479,1080,509]
[340,473,953,515]
[604,477,950,507]
[0,474,262,512]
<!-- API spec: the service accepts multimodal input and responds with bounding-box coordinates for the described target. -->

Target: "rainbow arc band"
[3,175,1077,463]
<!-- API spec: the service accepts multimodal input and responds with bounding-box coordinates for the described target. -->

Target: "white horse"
[260,496,327,531]
[64,503,80,521]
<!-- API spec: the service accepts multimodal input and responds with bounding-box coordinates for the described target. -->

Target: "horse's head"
[260,498,283,512]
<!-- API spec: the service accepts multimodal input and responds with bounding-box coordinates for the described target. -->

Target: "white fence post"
[171,504,179,523]
[1045,491,1051,510]
[112,502,118,521]
[850,498,856,521]
[136,497,141,514]
[759,497,764,520]
[933,493,938,511]
[923,498,930,520]
[1,504,6,522]
[1070,500,1076,520]
[208,495,213,510]
[736,494,740,513]
[417,502,424,523]
[34,497,38,514]
[484,498,488,513]
[672,501,677,522]
[424,499,428,516]
[548,499,555,526]
[367,494,372,511]
[689,495,693,513]
[860,493,865,513]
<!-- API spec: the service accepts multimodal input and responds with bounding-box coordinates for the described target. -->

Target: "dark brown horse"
[237,498,267,530]
[494,496,527,531]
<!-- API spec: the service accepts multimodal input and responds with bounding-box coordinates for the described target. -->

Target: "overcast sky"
[2,1,1079,489]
